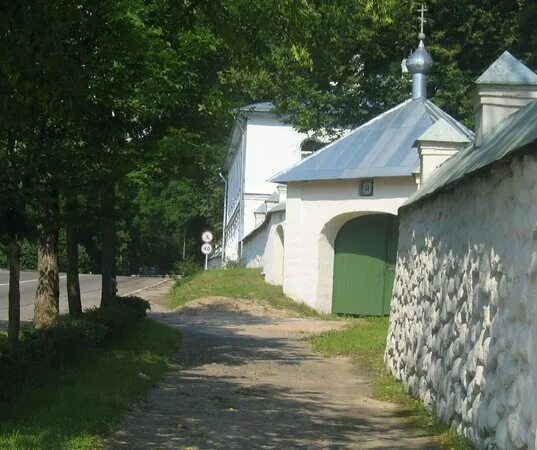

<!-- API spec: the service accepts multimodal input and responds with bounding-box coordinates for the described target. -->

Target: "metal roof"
[404,100,537,208]
[476,51,537,85]
[416,118,470,143]
[238,102,275,113]
[270,99,473,183]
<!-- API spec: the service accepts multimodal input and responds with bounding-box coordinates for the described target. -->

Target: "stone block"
[508,411,528,449]
[495,418,508,449]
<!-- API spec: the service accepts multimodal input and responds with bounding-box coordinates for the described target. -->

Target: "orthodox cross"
[418,4,427,36]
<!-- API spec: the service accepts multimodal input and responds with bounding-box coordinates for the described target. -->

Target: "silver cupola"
[406,5,433,100]
[406,38,433,100]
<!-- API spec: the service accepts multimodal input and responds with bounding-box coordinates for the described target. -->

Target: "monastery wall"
[385,153,537,449]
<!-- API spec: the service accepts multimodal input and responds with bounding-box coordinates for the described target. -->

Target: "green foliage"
[0,297,152,405]
[310,320,474,449]
[117,295,152,319]
[173,258,202,279]
[0,320,180,449]
[171,268,321,317]
[224,259,246,269]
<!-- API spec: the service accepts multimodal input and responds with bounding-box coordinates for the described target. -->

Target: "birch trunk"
[33,186,60,328]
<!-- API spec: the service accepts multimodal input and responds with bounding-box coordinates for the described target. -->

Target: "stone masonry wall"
[385,154,537,449]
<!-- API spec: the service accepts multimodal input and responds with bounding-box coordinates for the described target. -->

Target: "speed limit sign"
[201,243,213,255]
[201,230,213,243]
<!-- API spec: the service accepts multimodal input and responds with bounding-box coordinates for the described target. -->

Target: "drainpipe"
[219,172,228,263]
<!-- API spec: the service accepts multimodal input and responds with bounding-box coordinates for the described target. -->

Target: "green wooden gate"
[332,214,398,315]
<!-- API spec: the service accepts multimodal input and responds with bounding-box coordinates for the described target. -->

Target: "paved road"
[0,271,163,324]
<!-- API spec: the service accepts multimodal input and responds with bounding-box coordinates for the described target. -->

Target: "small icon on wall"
[360,179,374,196]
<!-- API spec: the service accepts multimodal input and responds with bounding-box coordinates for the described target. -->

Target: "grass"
[172,268,472,448]
[309,319,474,450]
[0,319,181,449]
[171,268,323,318]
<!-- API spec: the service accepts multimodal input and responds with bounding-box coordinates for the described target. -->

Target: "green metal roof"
[403,100,537,208]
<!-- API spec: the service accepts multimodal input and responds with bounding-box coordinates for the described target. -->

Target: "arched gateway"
[332,214,398,315]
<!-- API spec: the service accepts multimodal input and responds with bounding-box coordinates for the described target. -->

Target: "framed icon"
[360,179,374,196]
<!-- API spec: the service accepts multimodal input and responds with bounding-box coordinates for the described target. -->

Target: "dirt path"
[106,295,438,449]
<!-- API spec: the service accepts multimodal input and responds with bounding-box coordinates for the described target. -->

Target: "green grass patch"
[171,268,323,318]
[309,319,474,450]
[0,319,181,449]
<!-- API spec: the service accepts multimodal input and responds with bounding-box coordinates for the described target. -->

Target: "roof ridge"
[267,99,413,182]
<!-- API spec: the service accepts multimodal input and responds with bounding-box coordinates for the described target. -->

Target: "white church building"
[221,102,313,262]
[222,33,472,315]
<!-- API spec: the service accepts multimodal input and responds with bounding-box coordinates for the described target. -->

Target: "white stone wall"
[242,211,285,271]
[283,177,417,312]
[385,154,537,449]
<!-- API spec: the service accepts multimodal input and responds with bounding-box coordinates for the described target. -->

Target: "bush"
[225,259,245,269]
[0,298,150,404]
[173,258,201,279]
[118,295,151,319]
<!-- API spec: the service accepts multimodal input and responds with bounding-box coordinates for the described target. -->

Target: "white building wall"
[385,154,537,449]
[283,177,417,312]
[242,210,285,271]
[244,116,306,195]
[226,134,244,221]
[223,113,307,262]
[243,194,270,238]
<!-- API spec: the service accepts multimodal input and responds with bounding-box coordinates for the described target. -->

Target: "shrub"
[173,258,201,279]
[225,259,245,269]
[0,298,150,404]
[118,295,151,319]
[84,306,136,335]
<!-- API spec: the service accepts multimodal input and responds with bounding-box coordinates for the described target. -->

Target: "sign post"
[201,230,214,271]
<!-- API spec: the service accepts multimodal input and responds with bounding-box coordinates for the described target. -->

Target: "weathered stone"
[508,411,528,449]
[384,154,537,450]
[495,419,508,449]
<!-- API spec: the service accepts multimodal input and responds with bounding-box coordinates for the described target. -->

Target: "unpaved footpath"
[107,295,438,449]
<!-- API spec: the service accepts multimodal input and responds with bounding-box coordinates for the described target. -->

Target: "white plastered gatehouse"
[248,35,473,315]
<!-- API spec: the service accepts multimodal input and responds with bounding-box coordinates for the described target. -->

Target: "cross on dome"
[418,4,427,39]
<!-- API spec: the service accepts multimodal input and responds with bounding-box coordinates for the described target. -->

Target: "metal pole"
[205,254,208,271]
[182,226,186,260]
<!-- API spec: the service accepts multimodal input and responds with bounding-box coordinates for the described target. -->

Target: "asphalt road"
[0,271,162,324]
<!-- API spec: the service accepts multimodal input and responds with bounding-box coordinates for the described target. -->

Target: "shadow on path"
[106,298,438,449]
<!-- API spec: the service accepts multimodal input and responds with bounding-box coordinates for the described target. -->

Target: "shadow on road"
[106,301,437,449]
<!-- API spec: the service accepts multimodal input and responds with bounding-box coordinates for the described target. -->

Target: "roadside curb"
[121,278,172,297]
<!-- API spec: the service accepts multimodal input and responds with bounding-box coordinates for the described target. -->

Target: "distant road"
[0,272,163,325]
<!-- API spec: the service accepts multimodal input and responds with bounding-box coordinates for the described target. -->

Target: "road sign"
[201,230,213,243]
[201,243,213,255]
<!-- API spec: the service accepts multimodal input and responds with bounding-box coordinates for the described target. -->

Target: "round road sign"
[201,243,213,255]
[201,230,213,243]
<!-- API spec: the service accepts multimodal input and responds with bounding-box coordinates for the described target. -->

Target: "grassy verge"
[309,319,474,450]
[0,319,181,449]
[171,268,323,318]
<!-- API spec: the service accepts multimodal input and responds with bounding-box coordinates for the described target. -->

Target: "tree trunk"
[100,184,117,307]
[33,186,60,328]
[7,238,21,351]
[66,196,82,316]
